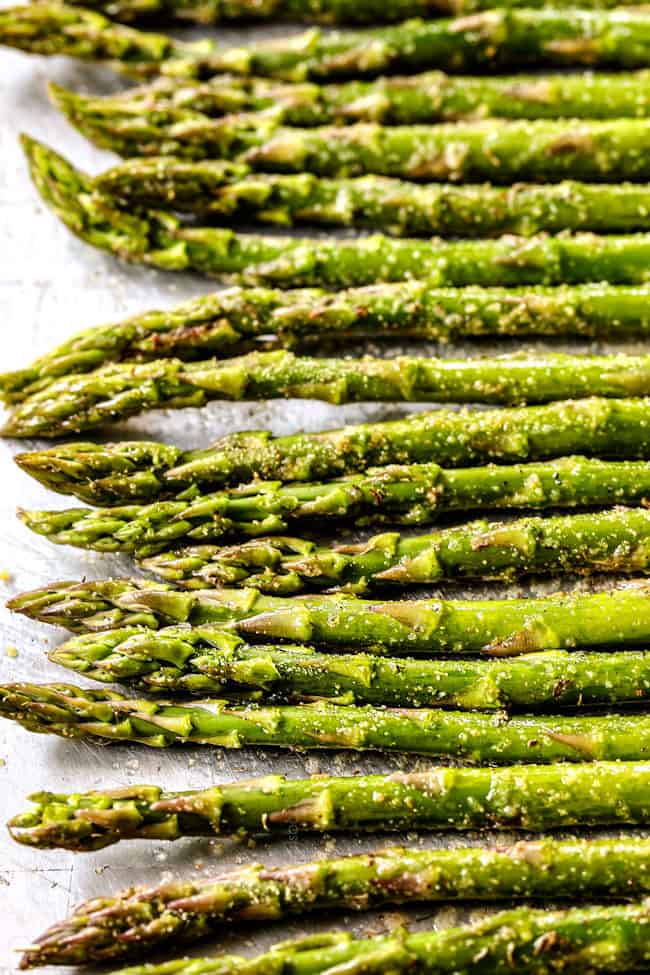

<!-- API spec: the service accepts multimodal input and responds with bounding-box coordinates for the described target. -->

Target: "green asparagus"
[96,163,650,237]
[11,348,650,437]
[57,87,650,185]
[82,70,650,125]
[18,458,650,553]
[8,284,650,406]
[9,6,650,81]
[11,761,650,850]
[27,137,650,289]
[38,902,650,975]
[50,623,650,708]
[57,0,650,26]
[141,506,650,594]
[15,399,650,503]
[21,837,650,967]
[10,680,650,763]
[11,578,650,652]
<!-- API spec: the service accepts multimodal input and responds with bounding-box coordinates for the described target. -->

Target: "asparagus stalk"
[7,283,650,407]
[24,137,650,290]
[142,506,650,594]
[18,458,650,554]
[9,6,650,81]
[11,761,650,850]
[10,680,650,764]
[50,623,650,708]
[16,398,650,503]
[11,578,650,652]
[54,83,650,184]
[53,0,650,27]
[34,901,650,975]
[11,346,650,437]
[21,837,650,968]
[96,163,650,237]
[80,70,650,125]
[56,87,650,186]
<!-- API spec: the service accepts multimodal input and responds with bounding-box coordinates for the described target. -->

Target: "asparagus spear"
[11,761,650,850]
[18,458,650,554]
[96,164,650,237]
[7,283,650,406]
[56,87,650,186]
[24,137,650,289]
[11,347,650,437]
[54,83,650,183]
[79,71,650,125]
[50,623,650,707]
[11,578,650,652]
[8,6,650,81]
[21,837,650,968]
[54,0,650,27]
[16,399,650,503]
[10,680,650,763]
[32,901,650,975]
[142,506,650,594]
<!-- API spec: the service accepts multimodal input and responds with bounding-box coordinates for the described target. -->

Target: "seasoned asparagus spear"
[80,71,650,125]
[10,578,650,652]
[28,136,650,289]
[55,0,650,27]
[8,6,650,81]
[7,283,650,406]
[16,399,650,503]
[96,164,650,237]
[56,87,650,185]
[34,901,650,975]
[50,624,650,708]
[10,348,650,437]
[18,458,650,554]
[9,680,650,763]
[142,507,650,594]
[23,137,650,289]
[54,83,650,182]
[21,837,650,968]
[11,761,650,850]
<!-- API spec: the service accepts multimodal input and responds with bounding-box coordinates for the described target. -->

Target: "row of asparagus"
[22,137,650,294]
[12,6,650,974]
[14,457,650,553]
[8,5,650,80]
[16,871,650,974]
[28,0,650,26]
[51,86,650,181]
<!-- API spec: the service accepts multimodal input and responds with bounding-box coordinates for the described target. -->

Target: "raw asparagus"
[16,398,650,503]
[11,578,650,652]
[11,348,650,437]
[19,458,650,554]
[58,88,650,185]
[82,71,650,125]
[141,506,650,594]
[50,623,650,708]
[9,6,650,81]
[31,901,650,975]
[21,892,648,975]
[56,0,650,26]
[24,137,650,289]
[11,761,650,850]
[96,164,650,237]
[9,680,650,763]
[7,283,650,406]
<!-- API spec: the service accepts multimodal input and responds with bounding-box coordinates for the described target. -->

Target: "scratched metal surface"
[1,27,648,975]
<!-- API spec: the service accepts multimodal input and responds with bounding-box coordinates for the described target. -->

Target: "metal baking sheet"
[0,29,647,975]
